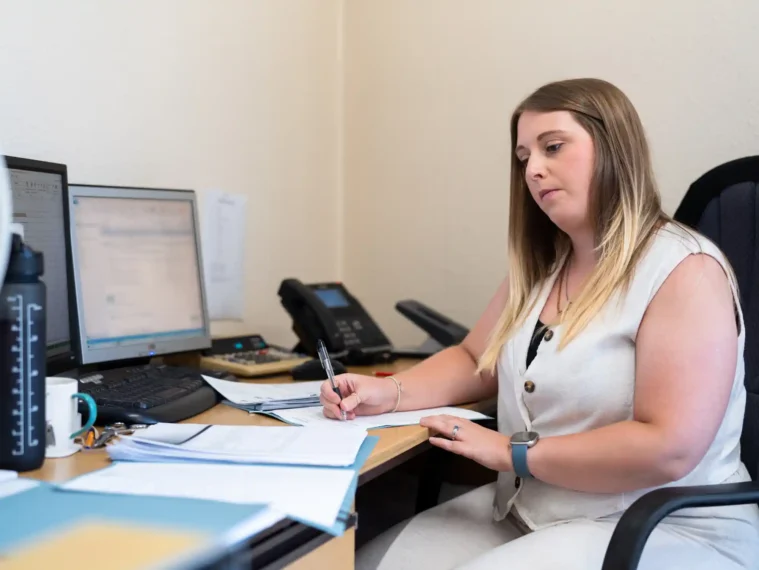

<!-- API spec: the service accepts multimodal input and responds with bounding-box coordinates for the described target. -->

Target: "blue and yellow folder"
[0,480,272,569]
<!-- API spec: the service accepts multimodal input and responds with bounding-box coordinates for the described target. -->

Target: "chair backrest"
[674,156,759,481]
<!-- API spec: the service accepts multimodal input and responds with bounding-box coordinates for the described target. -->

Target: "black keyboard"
[76,364,235,425]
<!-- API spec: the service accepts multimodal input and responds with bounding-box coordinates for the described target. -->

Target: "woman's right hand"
[320,373,398,420]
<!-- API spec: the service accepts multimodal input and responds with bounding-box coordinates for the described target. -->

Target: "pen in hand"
[317,339,347,420]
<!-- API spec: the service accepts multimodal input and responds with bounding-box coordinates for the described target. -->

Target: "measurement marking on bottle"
[8,295,42,455]
[10,295,25,456]
[27,303,42,447]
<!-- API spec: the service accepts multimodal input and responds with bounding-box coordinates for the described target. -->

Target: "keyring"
[451,425,460,440]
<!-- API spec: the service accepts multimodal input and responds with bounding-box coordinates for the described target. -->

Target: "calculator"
[200,334,309,378]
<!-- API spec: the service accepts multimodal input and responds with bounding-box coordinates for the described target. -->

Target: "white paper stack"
[62,461,355,531]
[107,422,367,467]
[202,375,322,411]
[0,470,17,484]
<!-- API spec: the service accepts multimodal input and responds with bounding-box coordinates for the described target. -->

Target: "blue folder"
[0,480,271,555]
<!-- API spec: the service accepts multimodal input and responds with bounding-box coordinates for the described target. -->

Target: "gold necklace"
[556,259,572,315]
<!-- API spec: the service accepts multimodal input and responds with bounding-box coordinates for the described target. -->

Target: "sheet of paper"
[203,375,322,405]
[62,462,355,530]
[269,406,490,430]
[0,470,18,484]
[223,507,287,545]
[0,478,39,500]
[113,422,368,467]
[200,191,247,320]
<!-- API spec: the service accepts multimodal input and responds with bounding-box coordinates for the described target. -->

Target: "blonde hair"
[479,78,669,373]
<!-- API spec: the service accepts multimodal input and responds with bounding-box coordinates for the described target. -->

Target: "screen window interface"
[72,196,205,351]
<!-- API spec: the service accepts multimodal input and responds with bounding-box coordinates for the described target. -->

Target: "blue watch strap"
[512,443,533,479]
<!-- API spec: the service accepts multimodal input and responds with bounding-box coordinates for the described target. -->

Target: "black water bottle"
[0,232,46,472]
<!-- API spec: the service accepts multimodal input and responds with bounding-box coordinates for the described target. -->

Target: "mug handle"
[70,393,97,439]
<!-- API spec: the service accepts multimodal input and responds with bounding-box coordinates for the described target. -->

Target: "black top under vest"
[526,319,547,369]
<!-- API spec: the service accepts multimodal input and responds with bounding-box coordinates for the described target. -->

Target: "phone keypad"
[336,319,359,347]
[336,319,387,348]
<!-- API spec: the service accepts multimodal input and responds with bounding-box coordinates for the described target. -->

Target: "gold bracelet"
[388,376,402,413]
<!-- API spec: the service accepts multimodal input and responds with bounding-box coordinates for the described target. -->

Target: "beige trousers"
[356,483,759,570]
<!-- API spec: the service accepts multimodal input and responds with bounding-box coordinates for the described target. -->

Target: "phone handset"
[277,278,345,356]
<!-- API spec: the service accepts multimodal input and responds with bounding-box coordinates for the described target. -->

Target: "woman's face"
[515,110,595,233]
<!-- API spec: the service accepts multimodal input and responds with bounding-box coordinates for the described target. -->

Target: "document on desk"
[202,375,322,410]
[268,406,491,430]
[107,422,367,467]
[0,478,39,500]
[0,470,39,501]
[200,190,247,320]
[62,461,355,531]
[0,470,17,484]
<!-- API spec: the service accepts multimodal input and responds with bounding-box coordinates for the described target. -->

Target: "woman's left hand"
[420,414,513,473]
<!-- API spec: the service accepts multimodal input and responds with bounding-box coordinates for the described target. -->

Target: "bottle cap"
[5,233,43,281]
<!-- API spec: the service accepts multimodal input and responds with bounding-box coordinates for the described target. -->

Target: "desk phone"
[278,279,395,365]
[200,334,310,377]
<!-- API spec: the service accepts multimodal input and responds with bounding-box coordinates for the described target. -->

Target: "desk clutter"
[0,431,378,564]
[0,153,477,568]
[0,400,491,562]
[0,153,468,475]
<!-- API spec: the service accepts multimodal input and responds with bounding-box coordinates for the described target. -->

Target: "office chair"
[602,156,759,569]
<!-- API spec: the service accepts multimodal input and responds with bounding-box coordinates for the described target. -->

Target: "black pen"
[317,339,346,420]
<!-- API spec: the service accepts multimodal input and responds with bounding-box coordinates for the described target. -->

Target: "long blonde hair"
[479,78,669,373]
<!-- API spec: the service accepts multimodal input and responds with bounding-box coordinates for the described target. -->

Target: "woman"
[320,78,759,569]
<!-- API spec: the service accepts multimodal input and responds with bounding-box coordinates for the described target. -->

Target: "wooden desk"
[25,359,446,484]
[20,359,491,570]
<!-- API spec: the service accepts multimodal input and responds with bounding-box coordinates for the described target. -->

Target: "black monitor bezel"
[65,183,212,367]
[3,155,77,375]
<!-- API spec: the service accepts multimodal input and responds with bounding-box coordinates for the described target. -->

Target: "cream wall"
[2,1,758,351]
[343,0,759,348]
[0,0,342,345]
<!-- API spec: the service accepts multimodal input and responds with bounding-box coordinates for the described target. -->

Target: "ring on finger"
[451,425,460,440]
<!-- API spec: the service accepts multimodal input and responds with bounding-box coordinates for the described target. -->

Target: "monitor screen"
[67,185,210,365]
[5,156,73,365]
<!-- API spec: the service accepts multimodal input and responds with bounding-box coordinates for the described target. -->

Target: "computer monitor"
[4,156,75,371]
[66,184,211,366]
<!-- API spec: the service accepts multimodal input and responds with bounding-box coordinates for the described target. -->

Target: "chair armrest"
[601,481,759,570]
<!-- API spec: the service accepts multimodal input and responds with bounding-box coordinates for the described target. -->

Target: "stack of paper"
[63,462,353,533]
[62,435,380,535]
[202,375,322,411]
[107,422,368,467]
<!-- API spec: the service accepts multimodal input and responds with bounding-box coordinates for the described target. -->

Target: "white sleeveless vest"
[494,222,753,529]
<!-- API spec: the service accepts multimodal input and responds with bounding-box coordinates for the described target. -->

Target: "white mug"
[45,377,97,458]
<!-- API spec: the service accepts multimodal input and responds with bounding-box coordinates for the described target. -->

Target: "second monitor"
[67,185,211,365]
[65,184,230,424]
[6,155,75,373]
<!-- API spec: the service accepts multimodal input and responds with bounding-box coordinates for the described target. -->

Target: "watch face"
[511,431,539,445]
